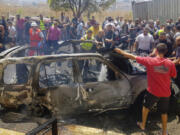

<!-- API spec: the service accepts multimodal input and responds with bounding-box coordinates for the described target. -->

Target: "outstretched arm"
[114,48,137,60]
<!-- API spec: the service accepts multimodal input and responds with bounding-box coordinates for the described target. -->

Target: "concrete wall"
[132,0,180,22]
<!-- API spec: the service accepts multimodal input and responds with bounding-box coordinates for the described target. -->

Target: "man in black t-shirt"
[153,32,173,57]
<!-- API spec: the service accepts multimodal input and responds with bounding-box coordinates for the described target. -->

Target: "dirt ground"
[0,110,180,135]
[73,110,180,135]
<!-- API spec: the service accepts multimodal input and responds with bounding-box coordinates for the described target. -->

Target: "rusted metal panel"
[131,1,149,20]
[132,0,180,21]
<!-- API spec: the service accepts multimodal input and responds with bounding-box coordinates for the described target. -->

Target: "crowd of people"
[0,14,178,54]
[0,13,180,81]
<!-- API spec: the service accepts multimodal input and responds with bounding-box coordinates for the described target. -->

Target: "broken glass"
[39,60,74,88]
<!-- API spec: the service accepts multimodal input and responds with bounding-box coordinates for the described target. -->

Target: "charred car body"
[0,41,179,117]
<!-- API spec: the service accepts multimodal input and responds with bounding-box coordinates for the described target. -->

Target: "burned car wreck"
[0,41,179,118]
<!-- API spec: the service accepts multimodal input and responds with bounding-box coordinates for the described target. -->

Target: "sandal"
[137,122,145,131]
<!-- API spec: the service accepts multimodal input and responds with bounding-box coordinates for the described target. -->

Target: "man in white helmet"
[29,22,43,56]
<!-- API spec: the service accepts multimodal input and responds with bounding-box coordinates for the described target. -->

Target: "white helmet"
[31,22,38,27]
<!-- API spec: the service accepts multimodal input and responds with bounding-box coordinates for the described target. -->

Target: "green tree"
[48,0,116,18]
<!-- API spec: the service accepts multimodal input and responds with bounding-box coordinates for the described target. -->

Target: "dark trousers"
[138,49,150,56]
[24,34,30,44]
[46,40,59,54]
[16,28,24,45]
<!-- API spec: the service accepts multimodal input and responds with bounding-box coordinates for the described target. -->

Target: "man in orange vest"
[29,22,43,56]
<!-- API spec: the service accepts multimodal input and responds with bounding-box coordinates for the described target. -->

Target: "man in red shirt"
[115,43,177,135]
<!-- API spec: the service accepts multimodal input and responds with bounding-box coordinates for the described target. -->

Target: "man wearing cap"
[29,22,43,56]
[104,23,116,51]
[88,22,102,38]
[80,30,95,53]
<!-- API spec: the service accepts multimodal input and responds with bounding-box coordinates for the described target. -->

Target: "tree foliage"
[48,0,116,17]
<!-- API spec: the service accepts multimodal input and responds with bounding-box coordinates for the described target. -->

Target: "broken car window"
[39,60,74,88]
[79,59,117,83]
[3,64,30,85]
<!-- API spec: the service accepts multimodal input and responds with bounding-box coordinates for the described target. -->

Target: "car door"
[76,57,132,112]
[36,58,82,116]
[0,61,33,108]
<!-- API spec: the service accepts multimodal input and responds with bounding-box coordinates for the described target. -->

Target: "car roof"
[5,40,97,58]
[0,50,128,80]
[0,53,104,63]
[0,46,21,59]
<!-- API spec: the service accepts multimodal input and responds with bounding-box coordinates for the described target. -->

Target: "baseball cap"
[31,22,38,27]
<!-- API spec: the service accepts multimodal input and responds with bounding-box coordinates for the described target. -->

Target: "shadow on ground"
[71,109,178,135]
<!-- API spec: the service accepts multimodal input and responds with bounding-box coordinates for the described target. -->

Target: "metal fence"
[132,0,180,22]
